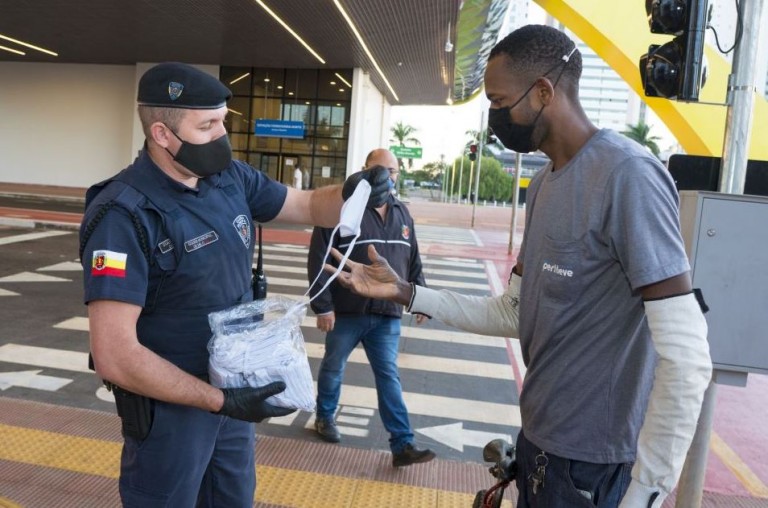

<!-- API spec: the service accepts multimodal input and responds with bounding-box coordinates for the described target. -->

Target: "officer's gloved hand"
[342,165,391,208]
[217,382,296,423]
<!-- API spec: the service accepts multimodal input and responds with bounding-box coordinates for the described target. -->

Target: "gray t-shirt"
[517,129,690,464]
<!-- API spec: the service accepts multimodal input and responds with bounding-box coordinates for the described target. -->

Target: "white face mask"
[306,179,371,302]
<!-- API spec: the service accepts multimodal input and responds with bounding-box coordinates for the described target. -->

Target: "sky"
[389,97,486,168]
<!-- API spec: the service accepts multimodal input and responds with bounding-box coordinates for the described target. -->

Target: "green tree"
[451,156,513,202]
[390,121,421,170]
[621,122,661,157]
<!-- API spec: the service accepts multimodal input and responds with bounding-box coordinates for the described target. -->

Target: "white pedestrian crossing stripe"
[260,262,487,280]
[268,275,489,291]
[0,289,19,297]
[6,243,521,451]
[0,271,71,283]
[0,230,70,246]
[37,261,82,272]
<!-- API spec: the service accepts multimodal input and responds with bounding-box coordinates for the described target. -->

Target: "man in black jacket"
[307,148,435,467]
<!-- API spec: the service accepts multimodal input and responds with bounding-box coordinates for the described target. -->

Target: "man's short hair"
[137,106,187,137]
[489,24,582,97]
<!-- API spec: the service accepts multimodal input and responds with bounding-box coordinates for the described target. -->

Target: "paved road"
[0,224,520,463]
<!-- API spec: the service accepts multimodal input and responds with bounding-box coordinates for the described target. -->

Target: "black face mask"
[488,90,545,154]
[488,49,576,153]
[166,129,232,178]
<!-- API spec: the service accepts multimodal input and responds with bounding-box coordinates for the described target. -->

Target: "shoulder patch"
[233,215,251,248]
[91,250,127,278]
[401,224,410,240]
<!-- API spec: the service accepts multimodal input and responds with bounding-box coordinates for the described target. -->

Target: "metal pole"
[467,161,474,204]
[449,159,457,202]
[676,380,717,508]
[676,1,764,506]
[456,155,465,204]
[718,0,764,194]
[440,154,446,202]
[508,153,522,255]
[471,111,486,227]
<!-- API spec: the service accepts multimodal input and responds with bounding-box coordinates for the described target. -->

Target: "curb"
[0,192,85,204]
[0,217,80,231]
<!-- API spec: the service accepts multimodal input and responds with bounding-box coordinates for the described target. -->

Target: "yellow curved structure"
[537,0,768,159]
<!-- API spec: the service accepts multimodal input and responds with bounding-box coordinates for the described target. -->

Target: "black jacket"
[307,195,426,317]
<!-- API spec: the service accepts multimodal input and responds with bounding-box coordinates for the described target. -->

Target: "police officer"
[80,62,390,507]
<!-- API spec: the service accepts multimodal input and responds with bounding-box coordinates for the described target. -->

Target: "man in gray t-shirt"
[327,25,712,508]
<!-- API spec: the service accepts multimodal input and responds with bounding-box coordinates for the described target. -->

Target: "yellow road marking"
[0,423,506,507]
[710,431,768,498]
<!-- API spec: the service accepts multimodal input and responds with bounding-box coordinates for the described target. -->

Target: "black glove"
[217,382,296,423]
[342,165,392,208]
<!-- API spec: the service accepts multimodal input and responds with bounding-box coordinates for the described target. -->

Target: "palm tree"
[622,122,661,157]
[390,121,421,169]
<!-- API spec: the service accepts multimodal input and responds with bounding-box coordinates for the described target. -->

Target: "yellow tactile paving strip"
[0,412,512,508]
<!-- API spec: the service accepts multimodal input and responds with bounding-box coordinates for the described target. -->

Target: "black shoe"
[314,418,341,443]
[392,443,436,467]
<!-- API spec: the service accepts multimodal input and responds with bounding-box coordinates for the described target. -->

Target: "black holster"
[112,384,154,441]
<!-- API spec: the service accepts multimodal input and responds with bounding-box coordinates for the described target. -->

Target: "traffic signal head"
[640,0,709,101]
[469,144,477,161]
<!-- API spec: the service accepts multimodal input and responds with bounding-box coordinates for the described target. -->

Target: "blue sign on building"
[255,120,305,139]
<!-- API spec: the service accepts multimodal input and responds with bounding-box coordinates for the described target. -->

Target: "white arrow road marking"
[0,271,71,283]
[0,344,90,372]
[416,422,513,452]
[0,230,70,246]
[0,289,19,296]
[0,369,72,391]
[37,261,82,272]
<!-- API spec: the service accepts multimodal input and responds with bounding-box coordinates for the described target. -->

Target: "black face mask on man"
[488,47,578,154]
[165,129,233,178]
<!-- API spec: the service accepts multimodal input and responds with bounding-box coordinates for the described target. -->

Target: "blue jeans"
[316,314,413,453]
[515,430,633,507]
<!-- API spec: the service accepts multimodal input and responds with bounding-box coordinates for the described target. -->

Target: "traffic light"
[639,0,709,101]
[469,144,478,161]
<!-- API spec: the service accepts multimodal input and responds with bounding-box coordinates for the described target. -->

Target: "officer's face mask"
[487,47,578,154]
[305,179,371,302]
[165,128,233,178]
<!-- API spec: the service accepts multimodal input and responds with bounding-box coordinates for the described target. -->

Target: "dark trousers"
[119,400,255,507]
[515,430,633,507]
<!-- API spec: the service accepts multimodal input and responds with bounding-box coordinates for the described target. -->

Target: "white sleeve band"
[619,292,712,508]
[408,272,521,337]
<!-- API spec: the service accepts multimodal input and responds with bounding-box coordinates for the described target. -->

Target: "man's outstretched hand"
[325,245,413,305]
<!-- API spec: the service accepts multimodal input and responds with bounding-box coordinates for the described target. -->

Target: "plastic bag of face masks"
[207,295,315,412]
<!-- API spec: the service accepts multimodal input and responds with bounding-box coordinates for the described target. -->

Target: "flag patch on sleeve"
[91,250,127,278]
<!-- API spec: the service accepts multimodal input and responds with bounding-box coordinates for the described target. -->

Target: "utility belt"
[105,374,209,441]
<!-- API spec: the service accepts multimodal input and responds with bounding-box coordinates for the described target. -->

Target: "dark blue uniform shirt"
[80,149,287,376]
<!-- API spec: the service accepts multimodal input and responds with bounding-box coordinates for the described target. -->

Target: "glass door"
[259,154,280,181]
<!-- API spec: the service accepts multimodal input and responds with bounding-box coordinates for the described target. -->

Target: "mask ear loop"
[304,226,361,304]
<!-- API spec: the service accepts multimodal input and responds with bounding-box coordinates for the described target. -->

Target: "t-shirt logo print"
[233,215,251,248]
[401,225,410,240]
[168,82,184,101]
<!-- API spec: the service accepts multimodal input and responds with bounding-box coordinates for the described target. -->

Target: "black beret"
[137,62,232,109]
